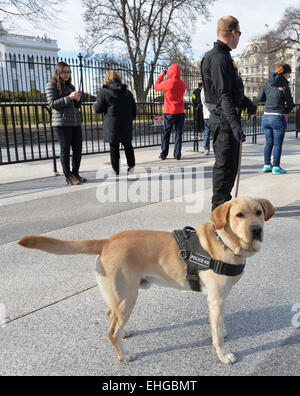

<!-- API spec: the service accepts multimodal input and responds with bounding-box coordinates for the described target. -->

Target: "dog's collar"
[213,225,243,258]
[213,225,230,249]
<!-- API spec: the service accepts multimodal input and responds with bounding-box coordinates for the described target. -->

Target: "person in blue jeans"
[154,64,186,160]
[201,86,210,155]
[161,113,185,159]
[258,63,295,174]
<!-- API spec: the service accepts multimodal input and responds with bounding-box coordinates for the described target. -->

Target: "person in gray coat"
[94,70,136,175]
[46,62,86,185]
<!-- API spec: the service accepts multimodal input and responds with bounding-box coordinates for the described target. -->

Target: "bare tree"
[0,0,63,26]
[248,6,300,63]
[81,0,214,101]
[271,6,300,51]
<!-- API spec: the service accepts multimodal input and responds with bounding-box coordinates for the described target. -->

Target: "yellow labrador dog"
[18,197,274,365]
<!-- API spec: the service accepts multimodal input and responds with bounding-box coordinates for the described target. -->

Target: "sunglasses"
[234,30,242,37]
[61,70,71,75]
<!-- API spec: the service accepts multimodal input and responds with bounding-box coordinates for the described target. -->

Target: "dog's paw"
[119,353,136,363]
[223,353,238,365]
[121,329,133,339]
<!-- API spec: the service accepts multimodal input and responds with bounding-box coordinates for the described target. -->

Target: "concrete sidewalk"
[0,135,299,376]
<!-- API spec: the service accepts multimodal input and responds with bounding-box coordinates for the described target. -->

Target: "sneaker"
[204,150,210,156]
[263,165,273,173]
[272,166,287,175]
[159,154,166,160]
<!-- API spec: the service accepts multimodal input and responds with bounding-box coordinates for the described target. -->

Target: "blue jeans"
[161,113,185,159]
[203,119,210,151]
[262,114,286,167]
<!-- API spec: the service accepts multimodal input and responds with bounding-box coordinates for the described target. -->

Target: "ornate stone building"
[236,40,300,103]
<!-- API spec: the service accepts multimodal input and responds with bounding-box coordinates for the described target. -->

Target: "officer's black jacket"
[201,40,243,137]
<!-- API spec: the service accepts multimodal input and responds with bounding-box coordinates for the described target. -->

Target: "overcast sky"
[8,0,300,60]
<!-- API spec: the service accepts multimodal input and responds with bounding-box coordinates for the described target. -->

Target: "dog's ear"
[211,201,232,230]
[258,198,275,221]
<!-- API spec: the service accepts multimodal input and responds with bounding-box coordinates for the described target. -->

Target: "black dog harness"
[172,226,245,292]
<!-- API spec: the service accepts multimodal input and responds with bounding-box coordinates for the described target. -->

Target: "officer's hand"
[232,127,245,143]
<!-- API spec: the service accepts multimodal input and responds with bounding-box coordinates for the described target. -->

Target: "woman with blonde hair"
[94,70,137,175]
[258,63,295,175]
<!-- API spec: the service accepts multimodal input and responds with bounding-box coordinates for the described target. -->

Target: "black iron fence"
[0,101,197,168]
[1,101,299,168]
[0,53,299,168]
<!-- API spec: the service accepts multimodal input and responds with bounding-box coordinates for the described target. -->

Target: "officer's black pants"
[210,116,240,211]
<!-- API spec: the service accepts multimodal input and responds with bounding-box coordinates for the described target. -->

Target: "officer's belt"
[172,226,245,292]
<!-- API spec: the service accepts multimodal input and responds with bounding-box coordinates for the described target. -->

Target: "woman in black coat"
[46,62,87,185]
[94,71,137,175]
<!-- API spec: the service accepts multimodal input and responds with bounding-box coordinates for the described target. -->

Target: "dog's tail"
[17,235,108,256]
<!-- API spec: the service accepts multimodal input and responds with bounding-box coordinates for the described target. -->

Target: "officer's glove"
[232,126,246,143]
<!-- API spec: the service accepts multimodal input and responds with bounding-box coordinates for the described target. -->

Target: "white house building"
[0,22,60,93]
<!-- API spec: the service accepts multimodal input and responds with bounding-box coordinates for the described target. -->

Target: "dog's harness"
[172,226,246,292]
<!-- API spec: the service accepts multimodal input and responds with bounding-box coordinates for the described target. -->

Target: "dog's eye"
[236,212,244,218]
[256,210,262,216]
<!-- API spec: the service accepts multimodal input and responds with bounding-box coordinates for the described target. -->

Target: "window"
[10,54,17,69]
[45,57,51,71]
[28,56,35,70]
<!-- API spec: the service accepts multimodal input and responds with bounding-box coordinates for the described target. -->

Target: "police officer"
[201,16,255,211]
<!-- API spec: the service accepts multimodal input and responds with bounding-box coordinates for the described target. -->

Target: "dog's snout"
[251,225,262,240]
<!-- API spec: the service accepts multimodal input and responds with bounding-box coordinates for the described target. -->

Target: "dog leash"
[235,141,243,198]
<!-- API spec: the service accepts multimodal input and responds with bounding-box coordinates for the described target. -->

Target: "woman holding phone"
[46,62,87,185]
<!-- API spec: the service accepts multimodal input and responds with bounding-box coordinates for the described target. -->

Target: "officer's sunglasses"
[233,29,242,37]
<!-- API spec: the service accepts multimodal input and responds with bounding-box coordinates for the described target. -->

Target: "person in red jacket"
[154,64,186,160]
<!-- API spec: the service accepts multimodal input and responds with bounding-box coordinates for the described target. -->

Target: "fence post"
[78,53,84,93]
[252,115,257,144]
[296,105,300,138]
[51,126,58,174]
[43,105,58,174]
[193,110,199,152]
